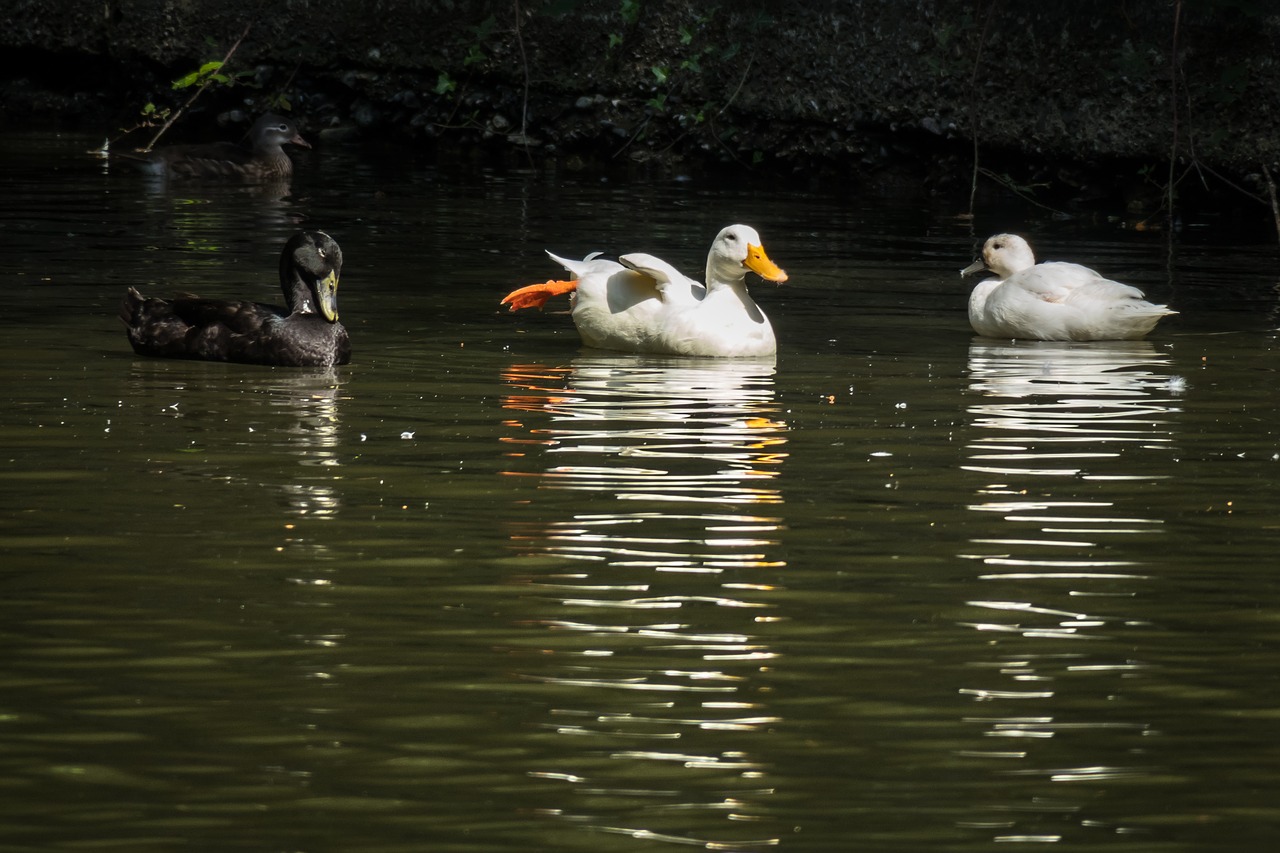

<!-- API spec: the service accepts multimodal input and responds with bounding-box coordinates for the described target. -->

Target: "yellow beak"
[318,270,340,322]
[745,243,788,283]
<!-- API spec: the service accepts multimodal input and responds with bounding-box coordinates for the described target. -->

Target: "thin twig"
[1166,0,1182,228]
[716,54,754,119]
[513,0,531,148]
[1138,16,1270,234]
[649,55,756,160]
[967,1,1001,219]
[142,24,253,152]
[706,118,751,169]
[967,2,998,219]
[613,114,651,159]
[1262,164,1280,244]
[1192,159,1266,207]
[976,167,1067,215]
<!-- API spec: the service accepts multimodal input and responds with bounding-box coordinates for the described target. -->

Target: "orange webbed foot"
[500,279,578,312]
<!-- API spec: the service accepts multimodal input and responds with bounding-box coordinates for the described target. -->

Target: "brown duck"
[121,231,351,367]
[121,114,310,181]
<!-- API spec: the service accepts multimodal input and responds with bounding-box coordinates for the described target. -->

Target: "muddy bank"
[3,1,1277,216]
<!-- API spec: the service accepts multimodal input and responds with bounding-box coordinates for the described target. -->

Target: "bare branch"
[142,23,253,152]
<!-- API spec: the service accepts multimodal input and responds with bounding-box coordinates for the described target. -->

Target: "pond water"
[2,128,1279,852]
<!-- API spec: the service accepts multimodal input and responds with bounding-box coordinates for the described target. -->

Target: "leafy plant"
[608,0,642,54]
[171,60,253,91]
[113,25,263,153]
[463,15,497,66]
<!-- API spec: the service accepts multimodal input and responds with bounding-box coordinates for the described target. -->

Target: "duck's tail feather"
[501,279,578,312]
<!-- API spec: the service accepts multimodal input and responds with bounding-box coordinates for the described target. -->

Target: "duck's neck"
[280,265,317,316]
[704,272,751,302]
[704,273,766,324]
[253,147,293,177]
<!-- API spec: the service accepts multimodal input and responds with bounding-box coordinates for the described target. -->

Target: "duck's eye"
[317,248,326,259]
[725,232,738,242]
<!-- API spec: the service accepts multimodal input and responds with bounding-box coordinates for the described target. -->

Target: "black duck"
[121,231,351,367]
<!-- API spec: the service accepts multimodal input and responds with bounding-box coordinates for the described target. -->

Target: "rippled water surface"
[3,129,1280,851]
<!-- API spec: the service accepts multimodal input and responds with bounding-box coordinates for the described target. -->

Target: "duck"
[500,224,788,357]
[960,233,1175,341]
[117,113,310,180]
[120,231,351,367]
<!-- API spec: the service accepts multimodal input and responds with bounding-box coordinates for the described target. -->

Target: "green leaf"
[651,65,668,84]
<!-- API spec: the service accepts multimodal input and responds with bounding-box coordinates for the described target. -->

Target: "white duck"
[961,233,1175,341]
[501,224,788,357]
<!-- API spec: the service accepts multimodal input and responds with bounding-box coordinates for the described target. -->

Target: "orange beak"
[745,243,788,283]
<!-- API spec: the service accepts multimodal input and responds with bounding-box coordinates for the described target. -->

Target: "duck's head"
[281,231,343,322]
[250,114,311,152]
[709,224,789,285]
[961,233,1037,278]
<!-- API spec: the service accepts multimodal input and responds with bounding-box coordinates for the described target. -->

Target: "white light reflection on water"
[500,355,787,851]
[956,339,1184,842]
[124,363,347,544]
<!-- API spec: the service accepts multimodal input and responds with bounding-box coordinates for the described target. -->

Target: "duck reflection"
[123,169,301,246]
[267,370,345,523]
[500,355,788,850]
[956,339,1184,841]
[124,364,345,530]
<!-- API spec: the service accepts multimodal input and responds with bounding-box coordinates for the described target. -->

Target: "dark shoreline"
[4,1,1277,231]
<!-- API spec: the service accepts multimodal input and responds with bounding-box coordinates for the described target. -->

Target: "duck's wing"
[618,253,704,303]
[166,294,284,333]
[122,288,282,358]
[161,142,263,178]
[1009,261,1138,303]
[111,141,253,178]
[1028,262,1167,310]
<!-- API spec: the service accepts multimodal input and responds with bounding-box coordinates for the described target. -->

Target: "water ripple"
[955,340,1183,843]
[501,355,787,850]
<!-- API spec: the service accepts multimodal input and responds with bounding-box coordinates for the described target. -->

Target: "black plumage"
[121,231,351,367]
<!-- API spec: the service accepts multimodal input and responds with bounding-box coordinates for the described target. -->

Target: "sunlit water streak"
[956,339,1185,843]
[121,361,348,525]
[500,355,788,850]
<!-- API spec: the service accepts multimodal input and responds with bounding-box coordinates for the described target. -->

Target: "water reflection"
[123,362,346,528]
[956,339,1183,843]
[111,163,304,262]
[500,356,788,850]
